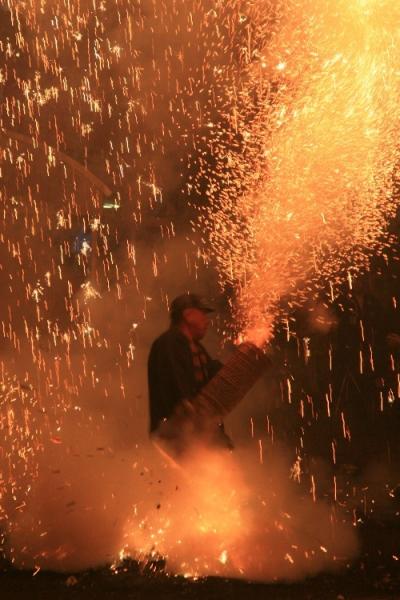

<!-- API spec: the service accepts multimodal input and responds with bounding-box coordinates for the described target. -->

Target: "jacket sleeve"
[166,334,198,399]
[198,342,223,381]
[147,341,177,431]
[147,333,197,432]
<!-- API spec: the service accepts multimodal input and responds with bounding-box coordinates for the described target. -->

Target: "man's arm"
[148,332,198,431]
[148,342,170,432]
[166,333,198,398]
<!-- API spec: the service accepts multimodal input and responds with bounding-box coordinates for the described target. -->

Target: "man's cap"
[170,293,214,319]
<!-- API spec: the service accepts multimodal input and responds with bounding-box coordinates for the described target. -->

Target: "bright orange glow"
[203,0,400,337]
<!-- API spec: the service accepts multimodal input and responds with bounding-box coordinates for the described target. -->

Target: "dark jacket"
[147,327,221,433]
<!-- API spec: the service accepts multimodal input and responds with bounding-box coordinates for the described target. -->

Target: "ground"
[2,519,400,600]
[1,564,400,600]
[2,485,400,599]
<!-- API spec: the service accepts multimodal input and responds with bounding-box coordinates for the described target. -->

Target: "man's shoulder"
[150,328,188,352]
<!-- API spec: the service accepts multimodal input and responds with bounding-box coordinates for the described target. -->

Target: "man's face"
[182,308,210,340]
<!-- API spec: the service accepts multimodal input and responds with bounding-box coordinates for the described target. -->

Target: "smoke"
[0,0,363,583]
[5,431,358,580]
[123,442,358,581]
[0,222,359,582]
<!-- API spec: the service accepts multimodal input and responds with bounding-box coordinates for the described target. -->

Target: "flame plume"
[201,0,400,341]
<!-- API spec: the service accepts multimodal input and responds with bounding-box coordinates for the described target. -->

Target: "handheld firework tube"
[190,342,270,420]
[153,342,270,460]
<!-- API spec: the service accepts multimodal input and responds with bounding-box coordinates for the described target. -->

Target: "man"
[147,293,233,454]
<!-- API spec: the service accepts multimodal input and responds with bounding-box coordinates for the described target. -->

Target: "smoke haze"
[0,0,378,582]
